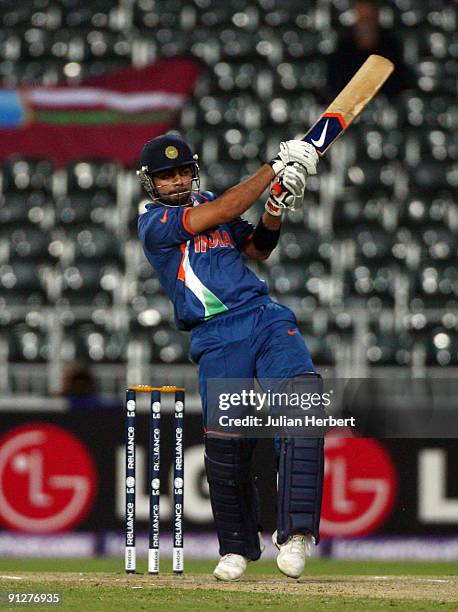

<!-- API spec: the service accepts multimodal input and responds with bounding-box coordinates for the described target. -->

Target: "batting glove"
[269,141,319,177]
[265,163,308,216]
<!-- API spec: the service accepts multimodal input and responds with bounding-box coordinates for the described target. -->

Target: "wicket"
[125,385,185,575]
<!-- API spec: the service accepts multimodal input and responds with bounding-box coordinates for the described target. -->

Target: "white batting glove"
[265,163,308,216]
[269,140,319,177]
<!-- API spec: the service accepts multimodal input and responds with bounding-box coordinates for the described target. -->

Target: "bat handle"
[270,178,294,201]
[271,180,283,196]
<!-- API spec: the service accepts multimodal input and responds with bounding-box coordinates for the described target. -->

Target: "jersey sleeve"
[227,216,255,251]
[138,206,196,250]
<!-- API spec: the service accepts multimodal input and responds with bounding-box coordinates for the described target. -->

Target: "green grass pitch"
[0,558,457,611]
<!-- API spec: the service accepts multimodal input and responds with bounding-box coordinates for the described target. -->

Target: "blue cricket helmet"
[140,134,197,174]
[137,134,200,205]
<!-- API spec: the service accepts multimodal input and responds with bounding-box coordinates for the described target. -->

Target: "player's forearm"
[262,211,282,230]
[186,165,274,233]
[220,165,275,219]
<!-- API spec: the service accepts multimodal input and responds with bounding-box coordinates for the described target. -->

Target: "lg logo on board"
[321,438,397,537]
[0,424,97,532]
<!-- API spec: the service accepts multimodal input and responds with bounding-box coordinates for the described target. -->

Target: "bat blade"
[303,54,394,156]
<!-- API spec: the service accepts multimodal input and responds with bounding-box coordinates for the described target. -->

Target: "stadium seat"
[129,321,190,364]
[133,0,184,30]
[410,161,449,191]
[1,224,55,263]
[0,261,50,306]
[344,264,398,309]
[64,225,124,265]
[67,160,119,194]
[2,157,54,193]
[344,160,398,190]
[278,228,325,264]
[0,191,52,227]
[333,189,397,230]
[57,262,122,307]
[7,320,50,362]
[269,261,331,304]
[411,262,458,310]
[62,320,128,363]
[55,191,116,227]
[408,324,458,367]
[364,328,415,366]
[130,261,173,318]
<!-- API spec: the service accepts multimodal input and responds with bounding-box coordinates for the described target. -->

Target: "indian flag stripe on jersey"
[182,243,228,319]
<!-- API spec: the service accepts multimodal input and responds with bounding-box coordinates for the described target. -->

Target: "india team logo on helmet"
[165,145,179,160]
[136,133,200,206]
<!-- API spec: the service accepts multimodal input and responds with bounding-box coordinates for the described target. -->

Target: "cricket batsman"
[137,133,323,581]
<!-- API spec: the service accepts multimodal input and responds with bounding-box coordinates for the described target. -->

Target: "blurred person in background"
[60,360,122,411]
[327,0,411,97]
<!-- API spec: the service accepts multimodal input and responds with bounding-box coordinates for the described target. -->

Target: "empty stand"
[1,0,457,393]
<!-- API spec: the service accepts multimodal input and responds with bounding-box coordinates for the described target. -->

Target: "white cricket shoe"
[272,530,312,579]
[213,533,266,582]
[213,553,248,581]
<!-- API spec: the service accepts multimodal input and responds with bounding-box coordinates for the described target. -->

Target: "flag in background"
[0,57,204,167]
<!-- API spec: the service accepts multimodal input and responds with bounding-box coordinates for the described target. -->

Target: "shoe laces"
[287,534,308,555]
[221,553,245,566]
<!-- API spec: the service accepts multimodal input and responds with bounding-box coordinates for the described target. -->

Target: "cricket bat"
[303,54,394,156]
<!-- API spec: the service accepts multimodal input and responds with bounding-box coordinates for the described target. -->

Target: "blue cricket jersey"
[138,191,270,330]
